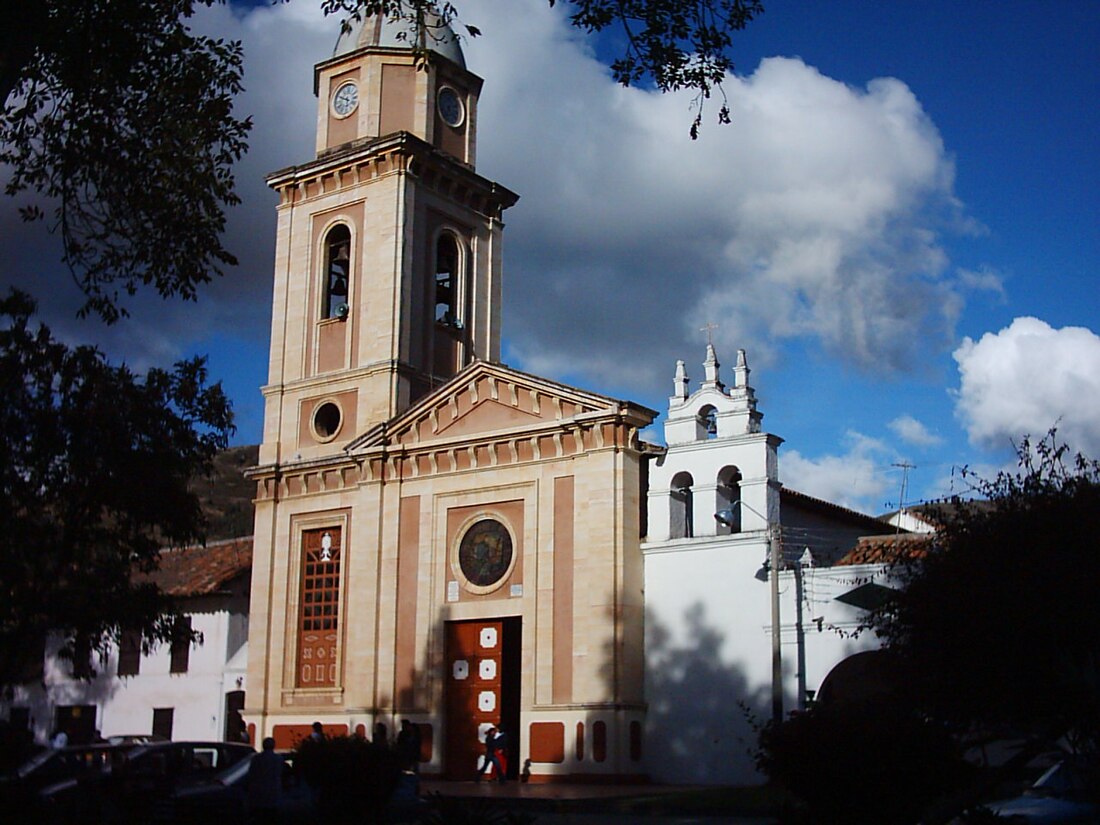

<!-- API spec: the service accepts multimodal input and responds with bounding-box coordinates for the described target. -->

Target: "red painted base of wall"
[420,772,650,785]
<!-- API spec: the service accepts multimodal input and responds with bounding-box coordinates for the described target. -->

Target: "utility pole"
[769,526,783,724]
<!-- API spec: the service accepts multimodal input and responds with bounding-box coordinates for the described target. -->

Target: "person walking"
[246,737,283,825]
[395,719,422,772]
[475,725,507,783]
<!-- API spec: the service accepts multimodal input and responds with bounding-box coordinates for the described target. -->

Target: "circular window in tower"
[456,518,514,592]
[311,400,343,442]
[437,86,465,128]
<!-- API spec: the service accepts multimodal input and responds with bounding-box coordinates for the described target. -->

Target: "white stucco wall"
[1,602,248,746]
[643,542,889,785]
[642,531,776,785]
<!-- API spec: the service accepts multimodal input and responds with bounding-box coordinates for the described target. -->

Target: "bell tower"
[260,13,518,466]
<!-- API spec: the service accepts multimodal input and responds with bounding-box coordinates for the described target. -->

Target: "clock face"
[332,81,359,118]
[458,519,512,588]
[437,86,464,128]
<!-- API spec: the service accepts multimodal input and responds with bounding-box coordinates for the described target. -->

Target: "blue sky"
[2,0,1097,515]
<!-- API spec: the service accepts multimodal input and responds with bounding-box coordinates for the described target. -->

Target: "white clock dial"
[332,81,359,118]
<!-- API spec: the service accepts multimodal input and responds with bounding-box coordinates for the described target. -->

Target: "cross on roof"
[700,321,718,347]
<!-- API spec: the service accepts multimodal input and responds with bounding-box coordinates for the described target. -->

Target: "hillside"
[193,444,259,541]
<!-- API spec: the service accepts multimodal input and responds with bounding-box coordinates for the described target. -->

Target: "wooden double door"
[443,617,520,779]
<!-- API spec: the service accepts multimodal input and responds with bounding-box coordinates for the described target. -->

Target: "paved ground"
[515,814,774,825]
[418,779,778,824]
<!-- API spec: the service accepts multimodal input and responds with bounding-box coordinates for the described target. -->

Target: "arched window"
[716,466,742,535]
[697,405,718,440]
[435,233,460,325]
[323,224,351,319]
[670,471,695,539]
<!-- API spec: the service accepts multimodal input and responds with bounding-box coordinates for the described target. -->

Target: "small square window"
[152,707,174,740]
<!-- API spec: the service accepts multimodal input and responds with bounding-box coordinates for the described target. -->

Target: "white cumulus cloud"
[457,0,972,389]
[888,414,943,447]
[1,0,980,411]
[953,317,1100,455]
[780,432,893,514]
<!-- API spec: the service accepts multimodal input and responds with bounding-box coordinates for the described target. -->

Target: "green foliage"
[870,432,1100,751]
[0,0,250,324]
[756,700,973,825]
[0,291,233,685]
[293,735,403,822]
[319,0,763,137]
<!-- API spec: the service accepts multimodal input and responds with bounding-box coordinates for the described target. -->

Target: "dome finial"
[672,359,689,400]
[334,7,466,67]
[702,342,723,389]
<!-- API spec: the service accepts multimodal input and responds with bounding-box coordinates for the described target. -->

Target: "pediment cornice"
[249,362,656,503]
[266,131,518,218]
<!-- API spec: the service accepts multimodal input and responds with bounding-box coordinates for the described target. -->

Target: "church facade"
[242,15,894,784]
[243,16,656,780]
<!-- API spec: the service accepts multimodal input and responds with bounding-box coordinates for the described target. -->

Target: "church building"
[242,13,894,785]
[244,14,656,781]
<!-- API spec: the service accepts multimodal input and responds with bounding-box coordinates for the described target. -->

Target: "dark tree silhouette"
[872,432,1100,752]
[0,291,233,686]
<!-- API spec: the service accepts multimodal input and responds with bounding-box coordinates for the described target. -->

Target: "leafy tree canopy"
[871,433,1100,752]
[0,0,250,324]
[0,291,233,685]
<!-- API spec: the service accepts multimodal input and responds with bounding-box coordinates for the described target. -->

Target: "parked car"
[0,743,135,822]
[157,750,317,823]
[38,740,254,823]
[982,760,1100,823]
[102,733,167,746]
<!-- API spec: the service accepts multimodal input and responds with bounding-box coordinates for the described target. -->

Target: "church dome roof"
[333,11,466,68]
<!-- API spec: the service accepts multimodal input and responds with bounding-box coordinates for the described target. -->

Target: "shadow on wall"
[642,602,770,785]
[6,643,125,745]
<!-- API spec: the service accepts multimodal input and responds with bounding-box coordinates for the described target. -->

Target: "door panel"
[444,620,503,779]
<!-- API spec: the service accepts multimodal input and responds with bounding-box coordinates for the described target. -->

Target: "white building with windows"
[2,539,252,746]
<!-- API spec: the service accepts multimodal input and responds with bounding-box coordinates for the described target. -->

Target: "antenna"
[890,462,915,533]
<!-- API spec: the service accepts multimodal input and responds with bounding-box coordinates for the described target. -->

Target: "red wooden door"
[444,620,503,779]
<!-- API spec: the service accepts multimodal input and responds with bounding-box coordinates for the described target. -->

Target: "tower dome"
[333,11,466,68]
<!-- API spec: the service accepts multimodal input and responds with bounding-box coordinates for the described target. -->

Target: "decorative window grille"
[296,527,342,688]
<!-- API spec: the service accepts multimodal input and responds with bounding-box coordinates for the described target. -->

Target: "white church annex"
[241,13,896,785]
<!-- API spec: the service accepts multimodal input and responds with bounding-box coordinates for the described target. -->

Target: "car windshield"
[217,752,255,785]
[16,745,131,782]
[1030,761,1088,797]
[16,750,56,779]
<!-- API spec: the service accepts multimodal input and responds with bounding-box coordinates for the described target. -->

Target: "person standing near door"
[475,725,507,783]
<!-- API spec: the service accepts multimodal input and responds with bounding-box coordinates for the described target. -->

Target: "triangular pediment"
[436,397,543,437]
[346,361,652,452]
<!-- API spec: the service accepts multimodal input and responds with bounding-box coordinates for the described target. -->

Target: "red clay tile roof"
[140,537,253,597]
[836,533,932,566]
